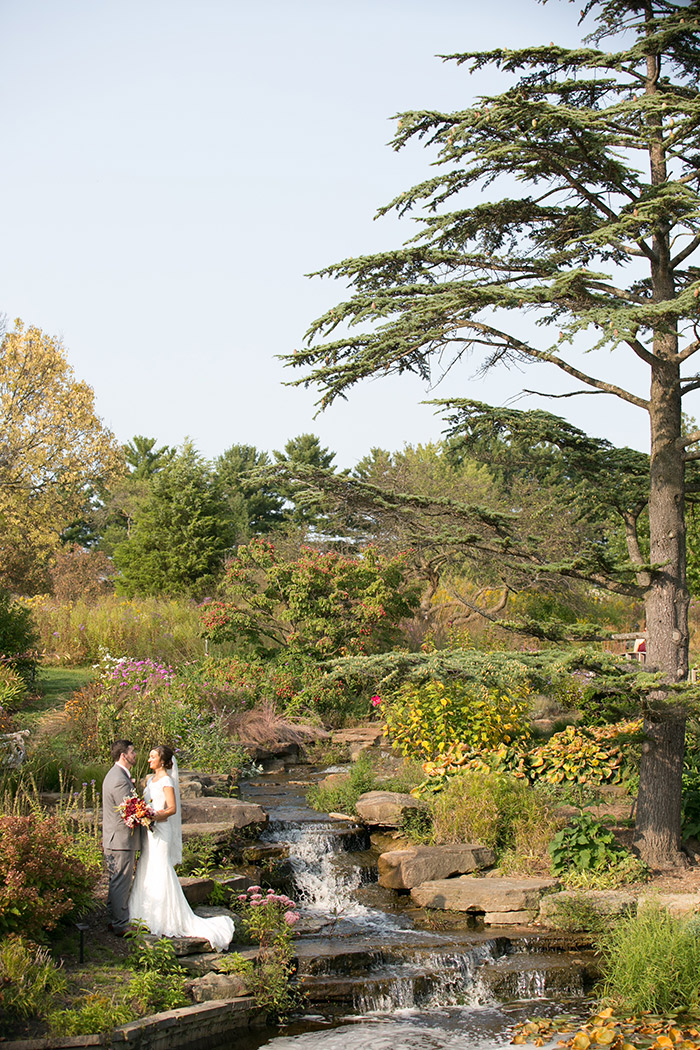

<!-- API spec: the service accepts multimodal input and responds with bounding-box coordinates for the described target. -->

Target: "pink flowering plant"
[233,886,303,1021]
[235,886,300,948]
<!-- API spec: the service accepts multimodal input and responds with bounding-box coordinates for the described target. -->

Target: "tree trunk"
[633,349,688,867]
[633,34,689,867]
[634,708,686,868]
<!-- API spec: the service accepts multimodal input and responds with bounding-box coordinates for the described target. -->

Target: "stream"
[216,767,595,1050]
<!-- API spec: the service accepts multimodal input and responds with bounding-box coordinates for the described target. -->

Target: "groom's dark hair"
[111,739,134,763]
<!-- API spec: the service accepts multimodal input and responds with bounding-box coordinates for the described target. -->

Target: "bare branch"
[670,234,700,270]
[678,430,700,450]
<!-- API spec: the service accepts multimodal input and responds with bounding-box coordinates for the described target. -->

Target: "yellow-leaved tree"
[0,318,125,593]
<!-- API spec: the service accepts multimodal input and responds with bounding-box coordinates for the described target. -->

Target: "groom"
[102,738,142,936]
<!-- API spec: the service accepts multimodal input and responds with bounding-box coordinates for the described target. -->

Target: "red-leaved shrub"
[0,815,99,939]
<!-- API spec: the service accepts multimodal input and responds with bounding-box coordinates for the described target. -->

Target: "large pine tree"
[288,0,700,867]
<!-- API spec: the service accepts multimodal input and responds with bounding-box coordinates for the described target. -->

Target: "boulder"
[331,726,384,761]
[182,822,247,846]
[180,876,215,906]
[539,889,636,927]
[179,952,225,976]
[181,797,267,829]
[142,934,212,956]
[355,791,429,827]
[243,844,289,863]
[186,971,251,1002]
[180,948,257,976]
[638,892,700,917]
[410,875,559,917]
[378,845,496,890]
[317,772,351,792]
[219,874,255,894]
[370,830,415,853]
[195,905,236,920]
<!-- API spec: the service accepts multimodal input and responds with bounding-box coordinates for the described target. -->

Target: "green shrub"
[546,893,616,934]
[126,969,188,1013]
[307,757,377,814]
[195,653,356,722]
[0,936,66,1035]
[307,755,424,816]
[598,905,700,1014]
[549,811,620,875]
[562,853,649,889]
[218,951,255,977]
[48,994,132,1035]
[48,935,188,1036]
[0,591,38,685]
[431,770,558,873]
[177,833,218,877]
[0,814,100,938]
[176,710,249,775]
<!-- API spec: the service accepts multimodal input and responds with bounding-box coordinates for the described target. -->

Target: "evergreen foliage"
[286,0,700,865]
[114,441,236,599]
[215,443,285,541]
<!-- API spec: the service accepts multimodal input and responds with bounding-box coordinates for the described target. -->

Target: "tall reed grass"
[599,904,700,1013]
[21,595,238,666]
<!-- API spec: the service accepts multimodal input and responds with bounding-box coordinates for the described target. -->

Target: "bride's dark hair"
[154,744,174,769]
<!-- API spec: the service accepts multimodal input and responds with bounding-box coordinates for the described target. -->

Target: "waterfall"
[264,820,380,923]
[355,943,501,1014]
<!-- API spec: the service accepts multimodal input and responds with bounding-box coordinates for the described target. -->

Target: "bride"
[129,744,234,951]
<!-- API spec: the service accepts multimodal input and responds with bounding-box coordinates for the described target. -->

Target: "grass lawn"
[20,666,94,729]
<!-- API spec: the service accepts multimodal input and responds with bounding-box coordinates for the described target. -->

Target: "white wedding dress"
[129,773,234,951]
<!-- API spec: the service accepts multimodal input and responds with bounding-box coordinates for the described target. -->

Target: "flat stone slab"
[143,933,212,956]
[181,822,258,846]
[539,889,636,927]
[355,790,429,827]
[484,909,537,925]
[410,876,559,913]
[638,892,700,917]
[331,726,384,760]
[378,844,496,890]
[181,797,267,828]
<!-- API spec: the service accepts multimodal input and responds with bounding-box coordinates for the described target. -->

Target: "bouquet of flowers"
[117,794,156,832]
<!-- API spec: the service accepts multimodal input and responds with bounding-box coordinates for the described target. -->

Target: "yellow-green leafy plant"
[384,670,532,762]
[0,665,27,711]
[519,721,641,786]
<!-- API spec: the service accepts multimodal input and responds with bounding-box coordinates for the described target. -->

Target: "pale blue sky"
[1,0,654,467]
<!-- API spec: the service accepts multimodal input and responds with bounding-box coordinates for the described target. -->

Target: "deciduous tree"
[200,538,419,658]
[0,319,124,593]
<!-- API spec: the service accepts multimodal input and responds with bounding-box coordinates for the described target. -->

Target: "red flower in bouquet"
[117,794,156,832]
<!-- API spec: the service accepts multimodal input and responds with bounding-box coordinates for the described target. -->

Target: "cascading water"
[232,769,596,1050]
[264,821,377,923]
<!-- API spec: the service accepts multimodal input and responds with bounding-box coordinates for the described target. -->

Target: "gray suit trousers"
[105,848,137,930]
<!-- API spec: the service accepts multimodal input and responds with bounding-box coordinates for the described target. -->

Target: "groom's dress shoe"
[107,923,127,937]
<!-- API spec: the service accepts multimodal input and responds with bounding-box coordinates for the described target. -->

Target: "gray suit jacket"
[102,762,142,852]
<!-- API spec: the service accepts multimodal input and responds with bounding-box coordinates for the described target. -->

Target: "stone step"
[410,876,559,922]
[475,950,599,1000]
